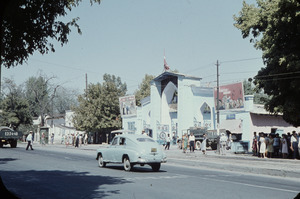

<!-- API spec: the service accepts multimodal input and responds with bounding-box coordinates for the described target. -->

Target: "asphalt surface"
[17,142,300,180]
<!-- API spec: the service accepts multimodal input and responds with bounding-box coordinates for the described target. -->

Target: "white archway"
[161,81,177,125]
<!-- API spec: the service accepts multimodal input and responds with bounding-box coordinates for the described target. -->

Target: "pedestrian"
[259,133,266,158]
[183,133,188,153]
[267,134,274,158]
[273,133,280,157]
[26,131,34,150]
[220,133,227,155]
[75,133,79,148]
[65,135,69,147]
[41,132,45,146]
[165,134,171,150]
[252,132,258,156]
[189,133,195,152]
[79,134,82,147]
[290,131,298,159]
[201,134,207,155]
[281,134,288,159]
[50,133,54,144]
[84,133,88,145]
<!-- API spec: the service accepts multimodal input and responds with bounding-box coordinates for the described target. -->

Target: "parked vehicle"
[180,127,226,150]
[0,127,23,148]
[96,134,167,172]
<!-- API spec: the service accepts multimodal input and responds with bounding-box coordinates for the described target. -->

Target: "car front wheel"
[151,163,161,172]
[123,157,132,171]
[98,155,106,167]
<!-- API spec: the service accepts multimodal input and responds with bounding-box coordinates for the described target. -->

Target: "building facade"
[122,71,299,150]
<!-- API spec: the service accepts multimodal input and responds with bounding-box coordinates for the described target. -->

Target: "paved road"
[0,143,299,199]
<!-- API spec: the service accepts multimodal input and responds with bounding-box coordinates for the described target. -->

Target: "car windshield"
[136,138,155,142]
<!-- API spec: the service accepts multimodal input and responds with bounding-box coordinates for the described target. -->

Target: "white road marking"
[201,177,299,193]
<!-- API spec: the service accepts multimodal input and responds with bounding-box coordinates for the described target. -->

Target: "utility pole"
[216,60,220,126]
[216,60,220,154]
[85,73,88,98]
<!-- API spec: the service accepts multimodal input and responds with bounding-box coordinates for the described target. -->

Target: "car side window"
[112,137,118,145]
[119,138,126,145]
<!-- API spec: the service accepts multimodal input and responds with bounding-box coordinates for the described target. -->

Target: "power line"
[220,57,262,64]
[255,71,300,79]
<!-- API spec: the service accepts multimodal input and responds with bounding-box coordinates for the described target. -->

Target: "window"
[119,138,126,145]
[112,137,118,145]
[136,138,155,142]
[128,122,136,131]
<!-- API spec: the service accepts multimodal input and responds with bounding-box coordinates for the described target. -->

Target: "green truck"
[181,127,226,150]
[0,127,23,148]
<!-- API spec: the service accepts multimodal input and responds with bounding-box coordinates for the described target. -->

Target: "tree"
[24,75,59,126]
[52,87,78,114]
[243,79,269,104]
[73,74,127,133]
[134,74,155,106]
[0,78,32,130]
[0,0,101,68]
[234,0,300,126]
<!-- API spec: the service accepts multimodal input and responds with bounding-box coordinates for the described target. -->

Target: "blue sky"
[3,0,263,95]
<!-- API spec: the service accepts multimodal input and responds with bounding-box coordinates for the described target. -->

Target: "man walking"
[26,131,34,150]
[165,134,171,150]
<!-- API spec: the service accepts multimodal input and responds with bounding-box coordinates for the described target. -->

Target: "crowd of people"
[252,131,300,159]
[64,133,88,148]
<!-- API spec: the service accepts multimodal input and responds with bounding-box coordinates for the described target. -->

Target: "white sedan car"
[96,134,167,171]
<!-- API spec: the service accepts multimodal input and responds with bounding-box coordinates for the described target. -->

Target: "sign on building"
[214,82,244,110]
[119,95,137,116]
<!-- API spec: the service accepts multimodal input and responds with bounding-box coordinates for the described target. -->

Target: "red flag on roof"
[164,56,170,70]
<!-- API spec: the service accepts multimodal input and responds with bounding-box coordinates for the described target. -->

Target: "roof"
[153,71,202,82]
[115,134,154,141]
[111,129,135,134]
[250,104,282,116]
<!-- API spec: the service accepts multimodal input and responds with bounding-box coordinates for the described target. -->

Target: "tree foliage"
[243,79,269,104]
[0,78,32,130]
[72,74,127,133]
[0,0,101,68]
[134,74,155,106]
[53,87,78,114]
[234,0,300,126]
[24,75,59,126]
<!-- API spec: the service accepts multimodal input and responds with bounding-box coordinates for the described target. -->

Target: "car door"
[114,137,126,163]
[109,137,118,162]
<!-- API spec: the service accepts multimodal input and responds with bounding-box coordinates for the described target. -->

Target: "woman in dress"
[259,133,266,158]
[281,134,288,159]
[183,134,188,153]
[252,132,258,156]
[267,134,274,158]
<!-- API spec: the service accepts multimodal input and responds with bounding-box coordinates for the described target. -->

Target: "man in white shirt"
[26,131,34,150]
[189,133,195,152]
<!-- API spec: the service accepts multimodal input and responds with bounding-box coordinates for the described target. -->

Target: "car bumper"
[136,155,167,164]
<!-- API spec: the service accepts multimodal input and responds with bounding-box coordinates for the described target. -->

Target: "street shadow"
[102,164,167,173]
[0,170,131,199]
[0,158,18,165]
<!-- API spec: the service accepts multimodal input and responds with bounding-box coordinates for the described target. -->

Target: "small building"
[34,110,85,144]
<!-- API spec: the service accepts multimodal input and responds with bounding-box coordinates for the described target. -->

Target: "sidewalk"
[19,142,300,179]
[163,146,300,179]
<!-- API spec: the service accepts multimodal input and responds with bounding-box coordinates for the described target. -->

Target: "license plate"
[151,148,157,152]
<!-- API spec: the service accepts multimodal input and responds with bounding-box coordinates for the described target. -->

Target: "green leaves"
[1,0,101,68]
[134,74,154,106]
[73,74,126,132]
[0,80,32,130]
[235,0,300,126]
